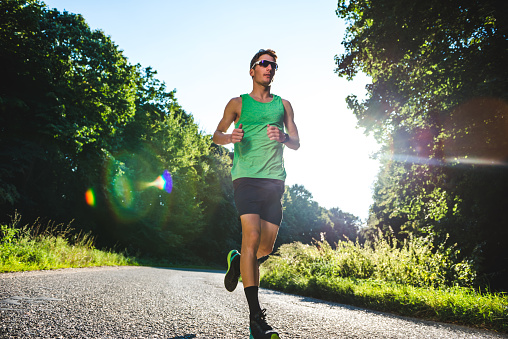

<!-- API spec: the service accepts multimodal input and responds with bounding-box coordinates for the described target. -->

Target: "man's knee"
[242,230,261,251]
[257,243,274,258]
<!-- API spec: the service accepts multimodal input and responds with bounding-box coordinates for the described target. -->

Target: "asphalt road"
[1,266,506,338]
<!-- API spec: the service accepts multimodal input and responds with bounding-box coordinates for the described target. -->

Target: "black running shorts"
[233,177,285,226]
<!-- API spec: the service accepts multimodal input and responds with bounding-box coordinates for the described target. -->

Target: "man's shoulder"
[274,95,290,104]
[229,96,242,104]
[280,97,292,108]
[225,96,242,114]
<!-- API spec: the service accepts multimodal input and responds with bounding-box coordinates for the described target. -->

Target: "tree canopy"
[335,0,508,289]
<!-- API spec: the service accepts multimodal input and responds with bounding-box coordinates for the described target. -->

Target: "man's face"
[250,54,277,85]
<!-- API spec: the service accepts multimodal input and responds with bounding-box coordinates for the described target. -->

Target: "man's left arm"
[282,99,300,150]
[266,99,300,150]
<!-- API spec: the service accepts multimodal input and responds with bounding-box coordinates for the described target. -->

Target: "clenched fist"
[267,124,285,143]
[231,123,244,143]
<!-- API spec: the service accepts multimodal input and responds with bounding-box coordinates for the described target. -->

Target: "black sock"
[244,286,261,319]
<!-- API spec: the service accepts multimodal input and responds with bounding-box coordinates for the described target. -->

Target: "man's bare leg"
[240,214,262,288]
[255,219,279,284]
[240,214,279,287]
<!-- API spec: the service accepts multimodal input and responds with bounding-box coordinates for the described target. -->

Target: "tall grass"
[307,231,476,288]
[261,233,508,332]
[0,212,136,272]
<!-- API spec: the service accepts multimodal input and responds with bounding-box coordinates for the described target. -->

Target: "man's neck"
[250,85,272,103]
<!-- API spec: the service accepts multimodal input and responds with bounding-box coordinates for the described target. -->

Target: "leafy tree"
[335,0,508,289]
[89,63,215,257]
[278,184,325,245]
[1,0,52,208]
[327,207,361,244]
[277,185,359,249]
[0,1,222,261]
[192,145,241,263]
[1,0,137,224]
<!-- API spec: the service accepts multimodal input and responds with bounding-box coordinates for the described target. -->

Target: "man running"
[213,49,300,339]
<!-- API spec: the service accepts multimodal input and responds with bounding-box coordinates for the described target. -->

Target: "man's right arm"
[213,97,243,145]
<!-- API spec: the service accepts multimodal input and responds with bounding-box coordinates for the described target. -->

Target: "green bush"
[263,231,476,289]
[1,213,135,272]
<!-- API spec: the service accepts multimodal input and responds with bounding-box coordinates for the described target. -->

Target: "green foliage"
[335,0,508,289]
[0,221,21,260]
[264,231,475,289]
[278,185,360,248]
[191,145,241,262]
[1,0,140,225]
[261,238,508,332]
[0,213,135,272]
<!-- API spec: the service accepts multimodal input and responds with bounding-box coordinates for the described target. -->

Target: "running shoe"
[249,309,280,339]
[224,249,241,292]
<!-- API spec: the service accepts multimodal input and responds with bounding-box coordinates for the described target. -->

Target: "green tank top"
[231,94,286,181]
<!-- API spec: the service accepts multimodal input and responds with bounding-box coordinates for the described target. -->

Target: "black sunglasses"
[251,59,278,71]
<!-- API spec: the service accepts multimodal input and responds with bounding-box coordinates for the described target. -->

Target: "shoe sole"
[224,250,240,292]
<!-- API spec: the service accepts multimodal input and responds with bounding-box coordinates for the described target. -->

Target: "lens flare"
[145,170,173,193]
[113,175,134,208]
[101,144,175,224]
[387,154,508,167]
[162,170,173,193]
[85,188,95,207]
[384,98,508,169]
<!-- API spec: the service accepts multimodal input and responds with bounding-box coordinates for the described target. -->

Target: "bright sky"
[43,0,380,221]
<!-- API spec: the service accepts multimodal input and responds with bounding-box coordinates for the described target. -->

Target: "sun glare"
[145,170,173,193]
[85,188,95,207]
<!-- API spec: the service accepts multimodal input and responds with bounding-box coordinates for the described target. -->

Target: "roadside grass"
[0,213,220,273]
[0,213,136,272]
[260,236,508,333]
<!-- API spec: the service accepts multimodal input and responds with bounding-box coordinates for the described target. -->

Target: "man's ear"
[249,68,254,77]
